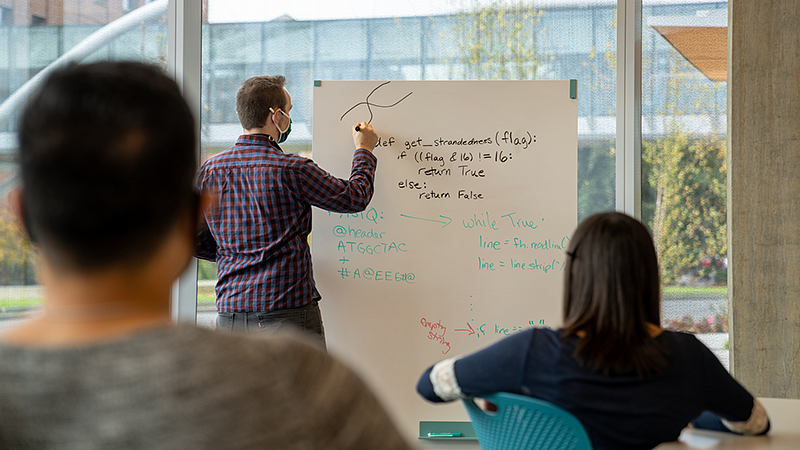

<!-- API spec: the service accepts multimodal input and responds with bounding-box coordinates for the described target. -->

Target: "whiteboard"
[311,80,577,444]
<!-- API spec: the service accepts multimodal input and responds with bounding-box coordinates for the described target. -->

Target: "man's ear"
[8,188,36,243]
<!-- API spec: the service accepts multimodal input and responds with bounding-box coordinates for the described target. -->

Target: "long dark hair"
[561,212,667,377]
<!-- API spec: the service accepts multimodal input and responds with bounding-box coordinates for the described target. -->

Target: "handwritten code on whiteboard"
[312,80,577,439]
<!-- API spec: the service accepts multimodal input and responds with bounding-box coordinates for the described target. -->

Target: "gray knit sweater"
[0,325,413,450]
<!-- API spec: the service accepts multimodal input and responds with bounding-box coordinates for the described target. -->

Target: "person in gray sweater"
[0,61,413,450]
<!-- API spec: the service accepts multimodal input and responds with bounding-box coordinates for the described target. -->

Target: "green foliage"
[197,259,217,280]
[0,298,42,308]
[663,285,727,296]
[641,46,727,285]
[577,143,616,222]
[448,0,551,80]
[661,136,726,282]
[644,130,727,283]
[0,207,38,286]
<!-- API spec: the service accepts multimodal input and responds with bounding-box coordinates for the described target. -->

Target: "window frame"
[170,0,646,323]
[168,0,202,324]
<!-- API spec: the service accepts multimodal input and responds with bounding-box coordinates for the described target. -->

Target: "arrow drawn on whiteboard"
[339,81,413,124]
[455,323,476,336]
[399,214,452,228]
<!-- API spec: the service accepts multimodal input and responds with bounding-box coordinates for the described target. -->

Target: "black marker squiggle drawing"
[340,81,413,124]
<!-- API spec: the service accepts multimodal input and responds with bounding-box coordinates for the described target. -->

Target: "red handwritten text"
[420,318,451,354]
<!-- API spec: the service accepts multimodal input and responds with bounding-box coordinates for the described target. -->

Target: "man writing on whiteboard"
[196,75,379,348]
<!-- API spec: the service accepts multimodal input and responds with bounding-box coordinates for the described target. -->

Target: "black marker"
[355,125,361,132]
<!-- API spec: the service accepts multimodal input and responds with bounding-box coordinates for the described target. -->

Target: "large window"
[0,1,732,368]
[196,0,619,327]
[0,0,169,330]
[643,0,729,367]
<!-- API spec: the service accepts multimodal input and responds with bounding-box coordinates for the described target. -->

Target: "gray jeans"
[215,301,326,350]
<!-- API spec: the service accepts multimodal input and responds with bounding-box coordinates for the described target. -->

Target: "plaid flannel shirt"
[196,134,377,312]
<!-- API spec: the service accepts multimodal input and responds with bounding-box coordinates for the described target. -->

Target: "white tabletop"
[655,398,800,449]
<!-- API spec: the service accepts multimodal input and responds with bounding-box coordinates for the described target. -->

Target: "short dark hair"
[561,212,667,377]
[17,61,197,271]
[235,75,287,129]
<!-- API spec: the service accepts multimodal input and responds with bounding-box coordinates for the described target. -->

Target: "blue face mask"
[270,107,292,143]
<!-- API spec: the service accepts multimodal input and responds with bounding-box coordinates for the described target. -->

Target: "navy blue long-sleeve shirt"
[418,328,766,450]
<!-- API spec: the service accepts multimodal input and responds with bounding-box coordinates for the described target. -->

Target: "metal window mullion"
[168,0,202,324]
[616,0,642,219]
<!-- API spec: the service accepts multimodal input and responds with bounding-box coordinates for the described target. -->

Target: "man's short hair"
[17,61,197,271]
[235,75,287,130]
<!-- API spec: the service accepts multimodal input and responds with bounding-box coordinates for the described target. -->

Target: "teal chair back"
[462,392,593,450]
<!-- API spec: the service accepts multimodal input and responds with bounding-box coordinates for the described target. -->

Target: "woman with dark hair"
[417,212,768,450]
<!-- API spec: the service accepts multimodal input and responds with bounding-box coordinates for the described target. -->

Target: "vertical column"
[615,0,641,218]
[728,0,800,397]
[168,0,202,324]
